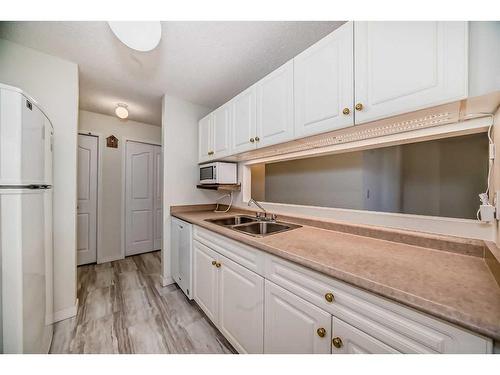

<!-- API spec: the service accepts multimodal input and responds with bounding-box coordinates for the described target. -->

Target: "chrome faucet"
[248,198,277,221]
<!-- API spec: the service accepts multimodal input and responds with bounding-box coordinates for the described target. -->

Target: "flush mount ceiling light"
[108,21,162,52]
[115,103,129,119]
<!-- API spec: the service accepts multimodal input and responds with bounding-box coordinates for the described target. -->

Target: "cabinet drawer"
[265,254,492,354]
[193,226,265,276]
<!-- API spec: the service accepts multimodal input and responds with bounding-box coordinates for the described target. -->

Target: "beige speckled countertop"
[171,207,500,341]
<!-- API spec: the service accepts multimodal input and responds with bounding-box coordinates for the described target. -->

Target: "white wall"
[78,110,162,263]
[161,95,217,284]
[0,38,79,320]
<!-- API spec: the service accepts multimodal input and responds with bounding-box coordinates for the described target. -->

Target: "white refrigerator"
[0,83,54,353]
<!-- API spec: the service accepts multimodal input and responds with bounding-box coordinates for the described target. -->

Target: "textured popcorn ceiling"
[0,21,344,126]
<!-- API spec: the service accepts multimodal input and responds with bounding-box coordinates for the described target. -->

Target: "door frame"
[121,137,162,260]
[77,132,103,264]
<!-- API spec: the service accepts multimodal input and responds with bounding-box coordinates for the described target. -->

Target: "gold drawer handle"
[355,103,364,111]
[342,107,350,115]
[215,262,221,268]
[324,292,334,303]
[332,337,343,349]
[316,328,326,338]
[250,138,255,143]
[211,260,217,266]
[255,136,260,142]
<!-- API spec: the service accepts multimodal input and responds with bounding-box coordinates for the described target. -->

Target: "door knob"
[317,328,326,338]
[332,337,343,348]
[355,103,364,111]
[342,107,350,115]
[325,292,334,303]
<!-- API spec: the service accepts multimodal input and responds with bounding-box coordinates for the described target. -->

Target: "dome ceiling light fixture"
[115,103,129,119]
[108,21,162,52]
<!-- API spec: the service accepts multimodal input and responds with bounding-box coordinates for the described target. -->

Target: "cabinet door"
[212,104,232,158]
[231,86,257,154]
[264,280,331,354]
[331,317,399,354]
[294,22,354,138]
[193,241,219,323]
[198,114,212,163]
[218,254,264,354]
[256,60,294,148]
[354,21,468,124]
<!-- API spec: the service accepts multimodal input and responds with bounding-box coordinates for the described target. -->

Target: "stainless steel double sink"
[205,215,301,237]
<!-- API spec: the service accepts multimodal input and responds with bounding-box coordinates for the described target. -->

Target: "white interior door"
[77,134,98,265]
[153,145,162,250]
[125,141,156,256]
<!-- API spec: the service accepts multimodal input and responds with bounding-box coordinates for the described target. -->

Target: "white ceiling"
[0,21,345,126]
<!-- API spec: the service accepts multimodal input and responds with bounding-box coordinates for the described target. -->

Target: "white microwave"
[199,162,237,184]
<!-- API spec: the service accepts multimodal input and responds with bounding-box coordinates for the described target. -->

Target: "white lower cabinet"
[193,241,219,322]
[264,280,331,354]
[191,226,493,354]
[193,239,264,353]
[218,255,264,353]
[331,317,399,354]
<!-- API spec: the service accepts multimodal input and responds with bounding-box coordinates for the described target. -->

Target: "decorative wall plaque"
[106,135,118,148]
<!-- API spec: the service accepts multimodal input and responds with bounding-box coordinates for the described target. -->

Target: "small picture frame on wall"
[106,135,118,148]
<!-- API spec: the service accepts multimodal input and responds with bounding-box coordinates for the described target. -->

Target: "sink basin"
[232,221,301,237]
[206,215,258,226]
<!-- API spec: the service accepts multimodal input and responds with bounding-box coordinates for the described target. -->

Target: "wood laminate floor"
[50,251,236,354]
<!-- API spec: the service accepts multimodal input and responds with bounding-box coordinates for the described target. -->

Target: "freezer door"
[0,88,46,185]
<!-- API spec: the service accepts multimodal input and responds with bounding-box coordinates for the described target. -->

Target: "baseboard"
[52,299,79,323]
[97,255,123,264]
[161,276,174,286]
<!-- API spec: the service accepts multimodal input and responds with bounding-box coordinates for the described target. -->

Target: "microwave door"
[200,165,216,184]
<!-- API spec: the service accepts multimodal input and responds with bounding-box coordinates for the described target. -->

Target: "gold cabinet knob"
[215,262,221,268]
[324,292,334,303]
[342,107,350,115]
[255,136,260,142]
[355,103,364,111]
[250,138,255,143]
[332,337,343,349]
[207,151,213,155]
[316,328,326,338]
[211,260,217,266]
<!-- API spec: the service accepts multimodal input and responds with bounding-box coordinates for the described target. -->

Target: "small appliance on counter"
[199,162,237,185]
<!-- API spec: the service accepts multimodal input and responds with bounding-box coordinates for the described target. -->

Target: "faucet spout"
[248,198,267,219]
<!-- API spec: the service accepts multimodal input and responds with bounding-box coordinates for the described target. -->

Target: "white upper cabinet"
[354,21,468,124]
[212,104,232,158]
[231,86,257,154]
[256,60,294,148]
[198,114,212,163]
[294,22,354,138]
